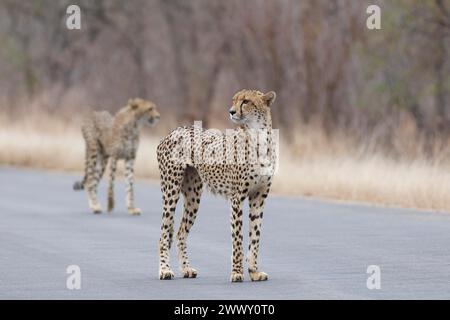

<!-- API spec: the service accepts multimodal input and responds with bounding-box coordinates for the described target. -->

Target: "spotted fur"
[156,89,277,282]
[73,98,160,215]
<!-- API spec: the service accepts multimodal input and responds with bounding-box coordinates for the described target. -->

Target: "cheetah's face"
[229,90,276,127]
[128,98,161,127]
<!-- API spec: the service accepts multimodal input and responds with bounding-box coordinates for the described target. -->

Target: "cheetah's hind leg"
[177,166,203,278]
[73,144,91,191]
[158,163,185,280]
[85,144,103,214]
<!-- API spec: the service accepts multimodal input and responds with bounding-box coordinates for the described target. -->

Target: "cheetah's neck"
[239,112,276,171]
[112,112,140,140]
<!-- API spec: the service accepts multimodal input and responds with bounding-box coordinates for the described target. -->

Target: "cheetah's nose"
[229,109,236,116]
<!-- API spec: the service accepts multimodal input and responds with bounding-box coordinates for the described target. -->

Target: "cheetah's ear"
[263,91,276,107]
[128,98,139,110]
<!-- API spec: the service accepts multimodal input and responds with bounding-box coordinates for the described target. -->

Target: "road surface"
[1,167,450,299]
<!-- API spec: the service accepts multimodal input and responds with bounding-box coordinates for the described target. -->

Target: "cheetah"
[156,89,277,282]
[73,98,160,215]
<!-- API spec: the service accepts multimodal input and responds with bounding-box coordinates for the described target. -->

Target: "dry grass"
[274,153,450,212]
[1,112,450,212]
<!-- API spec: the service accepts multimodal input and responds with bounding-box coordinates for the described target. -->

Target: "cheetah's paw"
[230,272,244,282]
[182,267,198,278]
[249,271,268,281]
[128,207,142,216]
[159,268,175,280]
[90,204,103,214]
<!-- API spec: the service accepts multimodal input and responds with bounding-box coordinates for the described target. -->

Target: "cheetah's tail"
[73,180,85,191]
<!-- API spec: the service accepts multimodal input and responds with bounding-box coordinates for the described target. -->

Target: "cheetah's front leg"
[247,189,269,281]
[125,158,141,215]
[230,198,244,282]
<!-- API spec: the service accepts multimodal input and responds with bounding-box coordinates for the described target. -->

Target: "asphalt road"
[1,167,450,299]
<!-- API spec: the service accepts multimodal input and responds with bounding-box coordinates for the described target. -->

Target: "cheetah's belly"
[114,137,138,159]
[196,164,235,197]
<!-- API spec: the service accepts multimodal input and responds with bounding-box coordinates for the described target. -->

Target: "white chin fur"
[231,116,245,125]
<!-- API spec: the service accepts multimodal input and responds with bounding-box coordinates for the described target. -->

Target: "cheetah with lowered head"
[74,98,160,215]
[157,89,277,282]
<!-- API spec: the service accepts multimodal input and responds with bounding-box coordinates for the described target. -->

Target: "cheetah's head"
[128,98,160,126]
[229,90,276,128]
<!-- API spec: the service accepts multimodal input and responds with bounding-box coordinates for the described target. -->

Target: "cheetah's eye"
[242,99,250,105]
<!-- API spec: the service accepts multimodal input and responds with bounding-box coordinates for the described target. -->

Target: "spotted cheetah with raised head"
[73,98,160,215]
[156,89,277,282]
